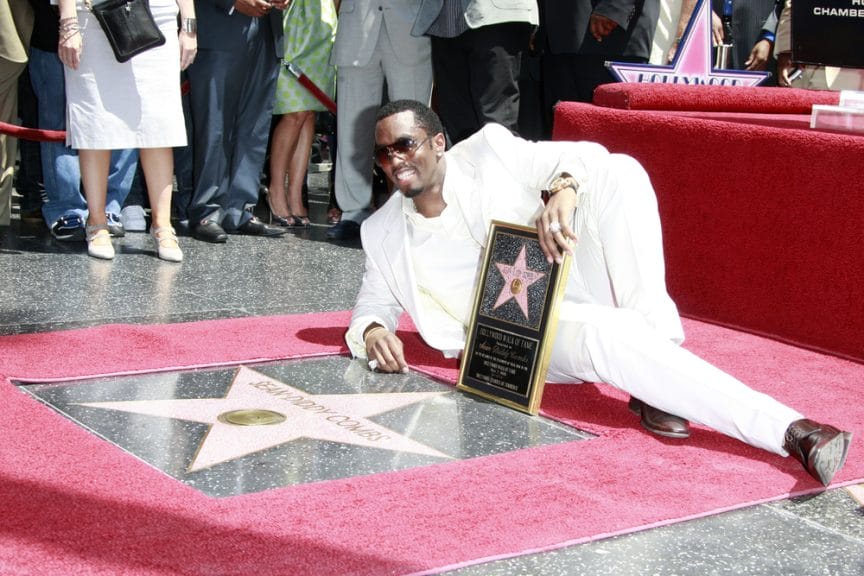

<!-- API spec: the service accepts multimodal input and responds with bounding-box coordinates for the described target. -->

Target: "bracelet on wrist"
[547,173,578,196]
[363,325,388,345]
[60,29,81,43]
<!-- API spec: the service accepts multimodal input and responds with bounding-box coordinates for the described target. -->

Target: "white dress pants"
[333,23,432,223]
[545,154,802,455]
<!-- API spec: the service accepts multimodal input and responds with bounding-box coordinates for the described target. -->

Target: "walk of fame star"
[77,366,451,472]
[493,245,546,320]
[607,0,768,88]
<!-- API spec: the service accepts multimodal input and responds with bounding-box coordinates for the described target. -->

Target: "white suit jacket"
[347,124,610,357]
[332,0,429,68]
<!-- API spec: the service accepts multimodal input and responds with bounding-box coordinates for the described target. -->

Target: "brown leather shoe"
[628,397,691,439]
[784,418,852,486]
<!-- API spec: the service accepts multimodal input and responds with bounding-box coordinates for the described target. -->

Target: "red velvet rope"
[0,121,66,143]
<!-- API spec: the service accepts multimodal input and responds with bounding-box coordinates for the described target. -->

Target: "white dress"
[64,0,186,149]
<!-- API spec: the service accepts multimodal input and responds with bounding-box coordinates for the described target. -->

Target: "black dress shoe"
[628,397,691,439]
[233,217,287,237]
[784,418,852,486]
[326,219,361,240]
[193,220,228,243]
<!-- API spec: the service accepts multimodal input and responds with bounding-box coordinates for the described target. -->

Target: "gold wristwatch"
[548,173,578,196]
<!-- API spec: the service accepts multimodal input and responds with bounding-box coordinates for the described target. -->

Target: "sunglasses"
[374,136,433,166]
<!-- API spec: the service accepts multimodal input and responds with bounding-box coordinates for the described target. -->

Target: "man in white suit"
[412,0,537,144]
[345,99,852,487]
[327,0,433,240]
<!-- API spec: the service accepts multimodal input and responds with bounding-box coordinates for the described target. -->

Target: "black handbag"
[88,0,166,63]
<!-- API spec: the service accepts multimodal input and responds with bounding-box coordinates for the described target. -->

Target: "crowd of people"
[2,0,863,260]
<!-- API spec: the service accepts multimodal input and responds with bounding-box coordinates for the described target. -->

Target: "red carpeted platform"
[1,312,862,575]
[552,84,864,364]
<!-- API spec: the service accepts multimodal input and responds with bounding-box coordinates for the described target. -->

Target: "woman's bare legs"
[287,111,315,221]
[268,111,309,219]
[80,149,114,258]
[140,147,182,261]
[80,149,111,228]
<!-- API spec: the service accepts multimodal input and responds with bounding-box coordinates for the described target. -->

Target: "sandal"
[150,226,183,262]
[327,208,341,225]
[287,215,310,228]
[86,224,115,260]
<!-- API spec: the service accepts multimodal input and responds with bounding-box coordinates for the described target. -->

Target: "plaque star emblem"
[77,366,450,471]
[493,245,546,320]
[607,0,769,87]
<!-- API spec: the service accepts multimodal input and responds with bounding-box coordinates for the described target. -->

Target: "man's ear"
[433,132,446,155]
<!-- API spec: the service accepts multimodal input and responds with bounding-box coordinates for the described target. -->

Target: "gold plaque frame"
[457,221,571,415]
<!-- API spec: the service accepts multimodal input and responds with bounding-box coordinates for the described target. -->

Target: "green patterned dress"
[273,0,337,114]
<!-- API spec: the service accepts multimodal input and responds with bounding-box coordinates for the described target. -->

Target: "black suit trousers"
[431,22,533,145]
[186,23,279,229]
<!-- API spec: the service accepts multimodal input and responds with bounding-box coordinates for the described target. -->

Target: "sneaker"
[106,213,125,237]
[120,205,148,232]
[50,214,86,242]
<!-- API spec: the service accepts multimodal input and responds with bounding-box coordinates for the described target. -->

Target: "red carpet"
[1,311,862,575]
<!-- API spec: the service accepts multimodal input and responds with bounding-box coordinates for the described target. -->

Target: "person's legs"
[541,52,581,134]
[0,57,26,226]
[139,148,174,230]
[186,49,236,227]
[465,22,530,136]
[16,64,44,220]
[286,111,315,221]
[428,35,473,144]
[29,48,86,229]
[547,303,803,455]
[268,111,306,220]
[332,61,384,225]
[223,23,279,230]
[80,149,114,259]
[105,148,139,234]
[566,152,685,343]
[140,147,182,261]
[172,71,193,223]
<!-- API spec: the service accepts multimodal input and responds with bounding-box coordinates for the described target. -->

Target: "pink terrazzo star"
[78,366,450,471]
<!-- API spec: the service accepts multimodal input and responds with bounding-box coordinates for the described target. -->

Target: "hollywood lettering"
[247,380,392,442]
[632,73,746,86]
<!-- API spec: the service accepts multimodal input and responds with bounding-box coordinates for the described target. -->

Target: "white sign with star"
[77,366,451,472]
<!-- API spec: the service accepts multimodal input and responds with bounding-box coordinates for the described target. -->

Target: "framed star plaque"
[457,221,571,415]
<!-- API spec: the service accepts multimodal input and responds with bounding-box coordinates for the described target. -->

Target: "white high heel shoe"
[85,224,115,260]
[150,226,183,262]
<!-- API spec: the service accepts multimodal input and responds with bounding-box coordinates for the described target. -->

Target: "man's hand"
[776,51,795,87]
[536,187,577,264]
[745,39,772,70]
[589,13,617,42]
[711,11,724,45]
[233,0,277,17]
[364,325,408,374]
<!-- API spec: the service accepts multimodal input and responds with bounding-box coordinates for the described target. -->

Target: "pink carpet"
[1,311,862,575]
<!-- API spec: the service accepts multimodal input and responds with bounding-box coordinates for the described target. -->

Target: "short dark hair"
[376,100,445,139]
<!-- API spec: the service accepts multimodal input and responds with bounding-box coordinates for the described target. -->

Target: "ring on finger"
[547,221,562,234]
[367,359,379,372]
